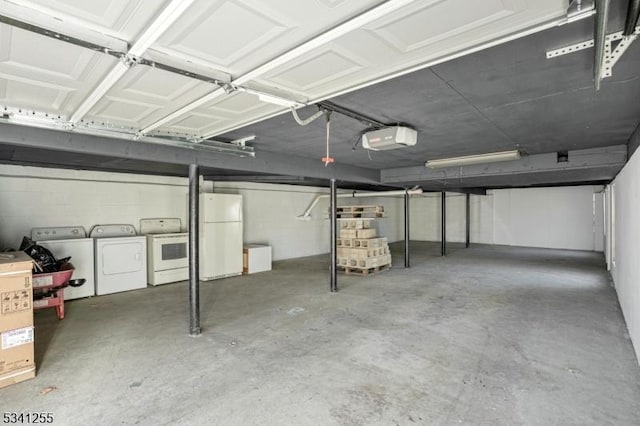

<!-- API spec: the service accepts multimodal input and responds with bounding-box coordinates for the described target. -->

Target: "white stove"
[89,224,147,295]
[31,226,95,300]
[140,218,188,286]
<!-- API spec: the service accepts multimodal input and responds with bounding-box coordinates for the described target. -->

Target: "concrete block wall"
[0,165,331,261]
[343,195,404,243]
[409,193,467,243]
[0,165,605,262]
[212,182,330,261]
[0,165,196,249]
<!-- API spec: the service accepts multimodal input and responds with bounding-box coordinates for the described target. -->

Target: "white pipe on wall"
[297,188,423,220]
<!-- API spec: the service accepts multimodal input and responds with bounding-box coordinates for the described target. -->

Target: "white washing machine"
[32,226,95,300]
[89,224,147,296]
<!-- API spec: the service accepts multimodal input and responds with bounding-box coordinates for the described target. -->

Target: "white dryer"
[89,224,147,296]
[32,226,95,300]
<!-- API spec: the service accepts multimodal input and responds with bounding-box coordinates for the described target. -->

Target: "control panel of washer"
[31,226,87,241]
[89,224,137,238]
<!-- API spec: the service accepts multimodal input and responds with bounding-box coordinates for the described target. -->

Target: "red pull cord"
[322,111,334,166]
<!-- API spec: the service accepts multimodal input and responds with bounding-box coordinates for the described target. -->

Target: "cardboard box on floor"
[0,252,35,389]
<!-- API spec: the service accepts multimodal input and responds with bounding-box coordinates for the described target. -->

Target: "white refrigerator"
[199,193,243,280]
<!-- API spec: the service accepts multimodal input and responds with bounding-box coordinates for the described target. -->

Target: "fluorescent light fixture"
[236,86,305,108]
[128,0,195,57]
[257,93,301,108]
[258,93,297,108]
[425,150,521,169]
[70,60,129,123]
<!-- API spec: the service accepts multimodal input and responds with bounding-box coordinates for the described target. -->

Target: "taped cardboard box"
[0,364,36,389]
[1,276,32,331]
[0,365,36,389]
[1,252,33,331]
[0,252,33,274]
[0,252,35,388]
[0,326,35,389]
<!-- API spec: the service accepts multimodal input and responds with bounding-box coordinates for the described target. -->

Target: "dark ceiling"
[220,1,639,185]
[0,0,638,191]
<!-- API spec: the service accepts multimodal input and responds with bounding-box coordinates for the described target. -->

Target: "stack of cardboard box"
[0,252,35,389]
[334,209,391,275]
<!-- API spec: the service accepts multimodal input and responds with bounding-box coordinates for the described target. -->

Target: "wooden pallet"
[336,205,384,213]
[337,254,391,269]
[330,205,385,219]
[339,264,391,276]
[337,212,386,219]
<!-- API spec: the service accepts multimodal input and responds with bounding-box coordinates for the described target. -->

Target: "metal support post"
[404,190,410,268]
[466,193,471,248]
[441,191,446,256]
[188,164,201,336]
[330,179,338,292]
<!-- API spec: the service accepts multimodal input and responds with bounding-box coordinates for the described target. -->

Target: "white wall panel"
[492,186,601,251]
[593,192,605,252]
[609,149,640,364]
[445,194,466,243]
[402,187,602,251]
[409,194,441,241]
[470,193,494,244]
[350,195,404,243]
[409,193,471,243]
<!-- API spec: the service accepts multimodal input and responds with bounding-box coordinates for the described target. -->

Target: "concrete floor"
[3,242,640,425]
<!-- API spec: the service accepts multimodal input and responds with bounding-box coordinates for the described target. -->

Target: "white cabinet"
[243,245,272,274]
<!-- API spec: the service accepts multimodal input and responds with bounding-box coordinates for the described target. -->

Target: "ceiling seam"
[428,67,519,150]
